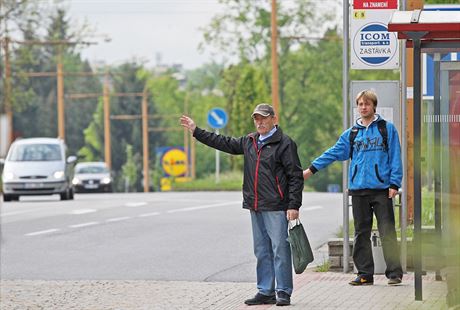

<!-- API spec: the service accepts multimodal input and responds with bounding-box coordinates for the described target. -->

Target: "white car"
[72,162,113,193]
[1,138,76,201]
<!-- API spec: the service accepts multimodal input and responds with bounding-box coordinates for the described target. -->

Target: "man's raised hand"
[180,115,196,133]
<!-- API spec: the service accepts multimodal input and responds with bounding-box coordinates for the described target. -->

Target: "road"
[0,192,343,282]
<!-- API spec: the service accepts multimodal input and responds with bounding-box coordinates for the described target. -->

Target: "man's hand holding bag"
[287,219,314,274]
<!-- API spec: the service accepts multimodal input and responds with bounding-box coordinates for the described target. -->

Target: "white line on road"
[302,206,323,211]
[70,209,97,215]
[125,202,148,207]
[69,222,99,228]
[138,212,160,217]
[106,217,131,223]
[25,229,60,236]
[167,201,239,213]
[1,207,49,217]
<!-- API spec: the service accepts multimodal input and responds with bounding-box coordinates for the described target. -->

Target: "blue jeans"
[250,210,293,296]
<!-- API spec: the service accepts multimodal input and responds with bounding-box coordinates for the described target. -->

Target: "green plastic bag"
[287,219,314,274]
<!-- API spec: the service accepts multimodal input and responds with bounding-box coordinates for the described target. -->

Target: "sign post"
[207,108,228,183]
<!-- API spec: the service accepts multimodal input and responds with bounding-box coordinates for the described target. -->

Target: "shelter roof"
[388,10,460,51]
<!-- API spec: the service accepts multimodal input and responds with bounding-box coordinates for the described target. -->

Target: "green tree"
[200,0,335,63]
[10,7,100,155]
[121,144,138,192]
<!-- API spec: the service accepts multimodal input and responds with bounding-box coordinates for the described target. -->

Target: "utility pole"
[2,36,13,146]
[56,47,65,139]
[103,73,111,169]
[10,39,97,141]
[141,85,149,192]
[270,0,280,116]
[67,91,144,173]
[183,93,192,178]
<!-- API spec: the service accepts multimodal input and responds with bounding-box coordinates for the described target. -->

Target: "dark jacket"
[193,126,304,211]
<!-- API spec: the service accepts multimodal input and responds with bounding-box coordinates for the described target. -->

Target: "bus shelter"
[388,10,460,304]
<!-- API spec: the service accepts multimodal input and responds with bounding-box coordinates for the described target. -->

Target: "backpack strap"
[349,119,388,160]
[349,126,359,160]
[377,119,388,152]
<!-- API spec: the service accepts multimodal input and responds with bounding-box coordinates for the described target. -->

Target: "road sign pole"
[215,129,220,184]
[207,108,227,184]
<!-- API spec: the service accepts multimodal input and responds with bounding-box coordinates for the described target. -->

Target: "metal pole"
[271,0,280,117]
[142,86,149,192]
[103,73,112,169]
[215,129,220,183]
[413,35,424,301]
[433,53,442,281]
[57,47,65,140]
[342,0,350,273]
[400,0,408,273]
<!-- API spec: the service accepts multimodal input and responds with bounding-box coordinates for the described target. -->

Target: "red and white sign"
[353,0,397,10]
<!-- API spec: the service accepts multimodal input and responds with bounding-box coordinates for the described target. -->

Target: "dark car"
[72,162,113,193]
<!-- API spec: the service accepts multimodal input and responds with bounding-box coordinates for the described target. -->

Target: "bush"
[172,170,243,191]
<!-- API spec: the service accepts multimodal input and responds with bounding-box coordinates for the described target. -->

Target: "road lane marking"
[302,206,323,211]
[138,212,160,217]
[125,202,148,207]
[25,229,59,236]
[167,201,239,213]
[70,209,97,215]
[106,217,131,222]
[69,222,99,228]
[1,207,50,217]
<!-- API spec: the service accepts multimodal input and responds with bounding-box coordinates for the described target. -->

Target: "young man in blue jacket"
[303,89,403,286]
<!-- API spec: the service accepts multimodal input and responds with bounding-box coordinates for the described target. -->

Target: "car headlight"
[72,177,81,185]
[53,170,65,179]
[101,177,111,184]
[3,172,15,181]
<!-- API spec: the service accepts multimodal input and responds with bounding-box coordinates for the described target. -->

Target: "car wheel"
[60,188,71,200]
[3,194,12,202]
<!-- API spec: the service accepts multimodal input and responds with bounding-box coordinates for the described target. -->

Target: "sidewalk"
[0,270,448,309]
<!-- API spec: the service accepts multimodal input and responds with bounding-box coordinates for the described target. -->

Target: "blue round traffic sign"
[207,108,228,129]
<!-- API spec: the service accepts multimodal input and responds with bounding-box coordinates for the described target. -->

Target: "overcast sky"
[67,0,225,69]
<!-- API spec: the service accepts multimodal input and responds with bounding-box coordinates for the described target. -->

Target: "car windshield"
[76,166,109,174]
[8,143,62,161]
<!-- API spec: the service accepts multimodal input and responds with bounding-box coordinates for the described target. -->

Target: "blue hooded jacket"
[310,115,402,191]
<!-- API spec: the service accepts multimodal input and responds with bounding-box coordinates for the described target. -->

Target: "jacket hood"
[355,114,382,128]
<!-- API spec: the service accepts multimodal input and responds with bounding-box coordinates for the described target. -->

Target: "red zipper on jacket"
[276,176,284,199]
[252,138,262,211]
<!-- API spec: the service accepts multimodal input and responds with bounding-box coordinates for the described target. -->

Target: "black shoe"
[388,277,402,285]
[349,274,374,286]
[244,293,276,305]
[276,291,291,306]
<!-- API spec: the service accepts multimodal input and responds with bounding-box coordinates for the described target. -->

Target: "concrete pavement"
[0,270,448,309]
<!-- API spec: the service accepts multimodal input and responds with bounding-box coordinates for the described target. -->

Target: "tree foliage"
[200,0,336,62]
[5,6,99,156]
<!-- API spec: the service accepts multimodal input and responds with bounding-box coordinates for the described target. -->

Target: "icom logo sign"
[352,22,399,69]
